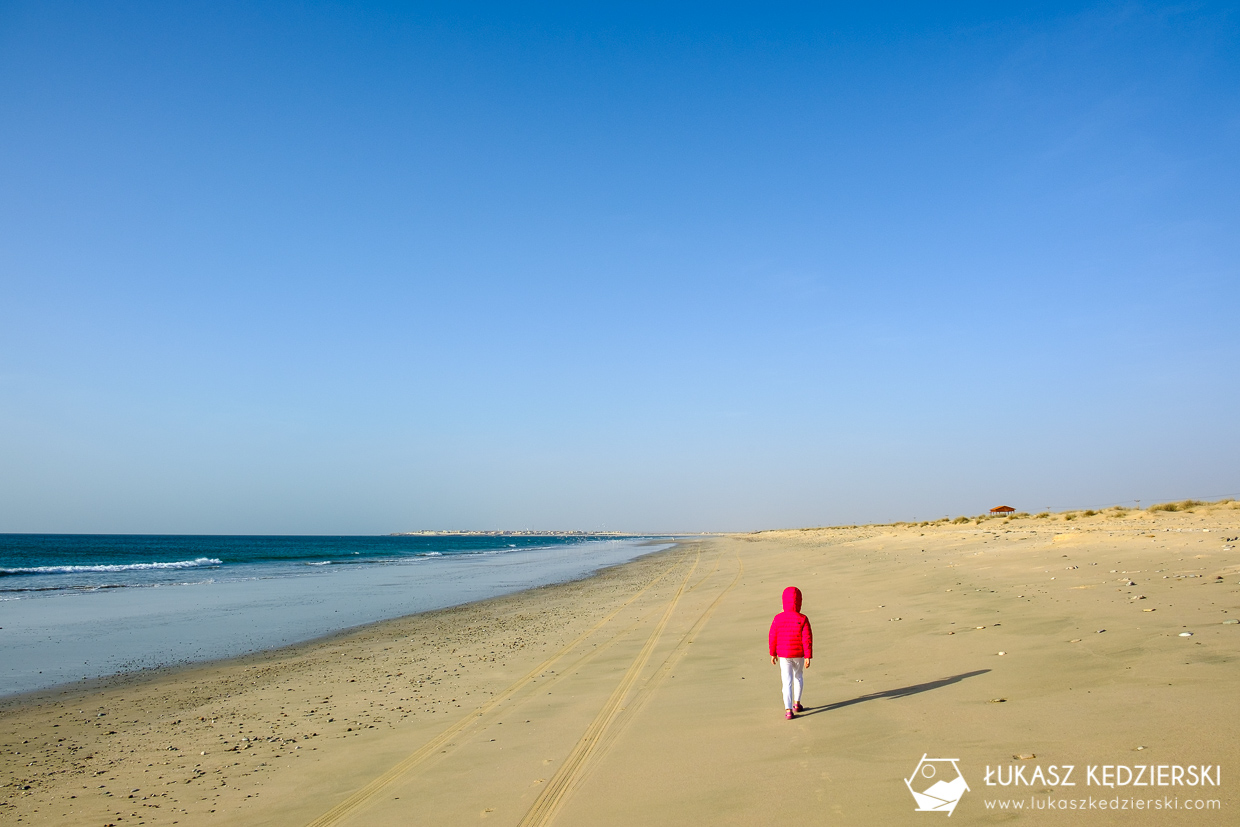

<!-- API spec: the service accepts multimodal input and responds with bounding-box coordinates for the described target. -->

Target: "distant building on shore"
[388,530,626,536]
[989,505,1016,514]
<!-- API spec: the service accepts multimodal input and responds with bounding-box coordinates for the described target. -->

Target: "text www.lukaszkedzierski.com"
[984,796,1221,811]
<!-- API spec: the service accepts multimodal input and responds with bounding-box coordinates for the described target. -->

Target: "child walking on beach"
[769,586,813,719]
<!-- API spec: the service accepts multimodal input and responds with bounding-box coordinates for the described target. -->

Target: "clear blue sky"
[2,2,1237,533]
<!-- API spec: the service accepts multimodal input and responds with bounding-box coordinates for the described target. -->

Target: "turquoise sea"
[0,533,640,594]
[0,534,672,697]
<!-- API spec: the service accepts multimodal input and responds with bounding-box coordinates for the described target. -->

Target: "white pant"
[779,657,804,709]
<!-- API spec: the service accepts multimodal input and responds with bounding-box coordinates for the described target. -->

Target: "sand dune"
[4,504,1238,824]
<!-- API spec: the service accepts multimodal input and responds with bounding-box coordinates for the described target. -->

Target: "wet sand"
[4,504,1238,825]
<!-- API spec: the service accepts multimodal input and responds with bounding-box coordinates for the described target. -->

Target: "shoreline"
[0,537,674,699]
[0,541,685,713]
[1,539,705,826]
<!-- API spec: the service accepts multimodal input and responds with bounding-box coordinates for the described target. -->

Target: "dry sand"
[4,503,1239,825]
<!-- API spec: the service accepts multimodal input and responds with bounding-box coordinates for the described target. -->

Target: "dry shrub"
[951,516,970,524]
[1083,510,1098,517]
[1034,512,1050,519]
[1149,499,1207,512]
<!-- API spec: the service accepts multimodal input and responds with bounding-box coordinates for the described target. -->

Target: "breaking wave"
[0,558,223,575]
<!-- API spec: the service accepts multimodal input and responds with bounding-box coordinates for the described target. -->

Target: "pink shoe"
[785,710,794,720]
[794,702,804,713]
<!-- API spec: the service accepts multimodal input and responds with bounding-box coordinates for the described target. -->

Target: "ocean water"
[0,534,637,595]
[0,534,672,697]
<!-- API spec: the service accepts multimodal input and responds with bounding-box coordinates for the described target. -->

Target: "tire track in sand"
[305,548,693,827]
[509,542,726,708]
[515,546,714,827]
[575,548,744,773]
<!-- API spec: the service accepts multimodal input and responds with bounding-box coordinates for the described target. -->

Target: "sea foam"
[0,557,223,575]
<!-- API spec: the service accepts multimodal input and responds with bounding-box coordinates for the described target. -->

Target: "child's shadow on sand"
[798,669,991,716]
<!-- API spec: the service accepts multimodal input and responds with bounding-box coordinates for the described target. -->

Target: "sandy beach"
[4,502,1238,825]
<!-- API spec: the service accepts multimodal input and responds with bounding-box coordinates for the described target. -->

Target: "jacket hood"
[782,586,802,613]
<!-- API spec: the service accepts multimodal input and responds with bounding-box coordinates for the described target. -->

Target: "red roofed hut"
[989,505,1016,514]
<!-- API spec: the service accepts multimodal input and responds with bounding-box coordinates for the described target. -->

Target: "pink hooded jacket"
[768,586,813,659]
